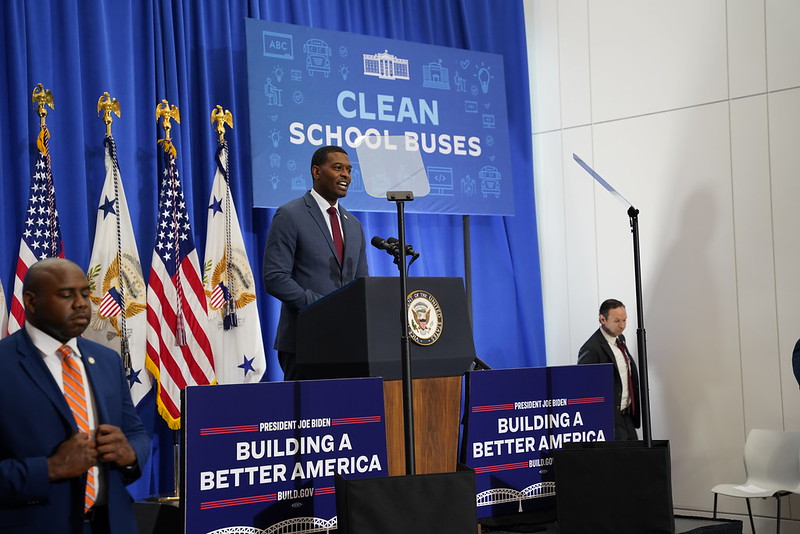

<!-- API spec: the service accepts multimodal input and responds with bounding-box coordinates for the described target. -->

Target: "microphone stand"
[628,206,652,447]
[387,190,415,475]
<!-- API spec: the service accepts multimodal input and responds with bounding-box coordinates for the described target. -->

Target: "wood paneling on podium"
[384,376,462,476]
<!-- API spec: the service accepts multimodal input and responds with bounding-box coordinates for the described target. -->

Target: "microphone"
[387,237,420,265]
[371,236,399,257]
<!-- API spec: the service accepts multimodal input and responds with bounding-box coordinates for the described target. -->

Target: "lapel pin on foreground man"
[0,258,149,534]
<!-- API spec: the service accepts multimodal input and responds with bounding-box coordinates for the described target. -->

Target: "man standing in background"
[578,298,641,440]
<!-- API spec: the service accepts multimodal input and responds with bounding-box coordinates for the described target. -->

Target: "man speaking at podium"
[264,145,369,380]
[578,299,641,440]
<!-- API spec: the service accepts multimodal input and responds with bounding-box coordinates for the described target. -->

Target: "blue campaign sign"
[461,365,614,518]
[183,378,388,533]
[245,18,514,215]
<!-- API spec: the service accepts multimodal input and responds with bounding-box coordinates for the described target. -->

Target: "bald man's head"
[23,258,92,343]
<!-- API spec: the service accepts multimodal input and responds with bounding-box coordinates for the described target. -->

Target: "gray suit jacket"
[263,191,369,354]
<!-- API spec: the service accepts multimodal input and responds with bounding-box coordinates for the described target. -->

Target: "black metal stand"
[387,190,415,475]
[462,215,472,326]
[628,206,652,446]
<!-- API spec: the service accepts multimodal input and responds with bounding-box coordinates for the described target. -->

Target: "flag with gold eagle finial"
[203,141,266,383]
[145,138,215,429]
[8,125,64,334]
[85,135,151,405]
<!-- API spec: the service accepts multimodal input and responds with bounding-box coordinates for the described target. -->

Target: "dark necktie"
[615,337,636,417]
[327,206,344,264]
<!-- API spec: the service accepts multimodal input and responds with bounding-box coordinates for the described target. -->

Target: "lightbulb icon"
[269,129,281,148]
[477,65,491,94]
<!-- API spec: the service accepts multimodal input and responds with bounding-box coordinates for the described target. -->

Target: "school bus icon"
[303,39,332,77]
[479,165,501,198]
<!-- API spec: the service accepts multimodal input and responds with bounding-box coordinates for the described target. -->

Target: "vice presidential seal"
[407,290,443,346]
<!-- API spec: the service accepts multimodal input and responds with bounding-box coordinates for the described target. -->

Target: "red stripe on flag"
[147,270,190,389]
[98,291,122,317]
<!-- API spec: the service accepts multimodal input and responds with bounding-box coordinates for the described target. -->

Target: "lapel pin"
[88,357,96,365]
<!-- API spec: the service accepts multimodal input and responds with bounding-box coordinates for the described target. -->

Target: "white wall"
[523,0,800,532]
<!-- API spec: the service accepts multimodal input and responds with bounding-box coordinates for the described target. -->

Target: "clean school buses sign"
[245,18,514,215]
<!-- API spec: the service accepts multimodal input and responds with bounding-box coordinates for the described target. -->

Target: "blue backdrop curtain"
[0,0,545,498]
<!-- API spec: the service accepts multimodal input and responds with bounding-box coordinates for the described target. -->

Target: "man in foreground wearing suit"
[0,258,149,533]
[264,145,369,380]
[578,298,641,440]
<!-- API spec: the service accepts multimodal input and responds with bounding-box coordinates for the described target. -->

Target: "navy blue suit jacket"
[0,329,149,534]
[264,191,369,354]
[578,329,641,430]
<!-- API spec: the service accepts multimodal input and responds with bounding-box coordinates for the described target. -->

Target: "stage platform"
[135,501,742,533]
[481,515,742,534]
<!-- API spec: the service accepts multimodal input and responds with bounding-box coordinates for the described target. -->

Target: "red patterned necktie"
[615,338,636,417]
[59,345,96,512]
[327,206,344,264]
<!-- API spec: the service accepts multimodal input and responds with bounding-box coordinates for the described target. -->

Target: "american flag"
[98,286,123,317]
[8,125,64,333]
[145,140,215,429]
[209,282,229,310]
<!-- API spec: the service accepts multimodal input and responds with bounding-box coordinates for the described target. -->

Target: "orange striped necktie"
[59,344,96,512]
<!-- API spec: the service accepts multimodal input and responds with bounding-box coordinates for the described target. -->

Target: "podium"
[297,276,476,475]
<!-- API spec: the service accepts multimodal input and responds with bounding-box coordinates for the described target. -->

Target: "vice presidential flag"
[203,142,266,383]
[8,125,64,333]
[145,139,215,429]
[85,136,151,405]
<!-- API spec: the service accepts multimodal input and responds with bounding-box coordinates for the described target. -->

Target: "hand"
[95,424,137,468]
[47,432,97,481]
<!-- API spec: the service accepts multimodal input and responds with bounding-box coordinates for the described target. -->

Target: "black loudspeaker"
[555,440,675,534]
[335,465,477,534]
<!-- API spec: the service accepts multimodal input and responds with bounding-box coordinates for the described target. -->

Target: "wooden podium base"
[383,375,462,476]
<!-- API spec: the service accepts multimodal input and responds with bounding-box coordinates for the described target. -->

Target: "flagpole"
[95,93,133,371]
[9,84,64,335]
[31,84,59,259]
[157,100,183,501]
[211,106,238,330]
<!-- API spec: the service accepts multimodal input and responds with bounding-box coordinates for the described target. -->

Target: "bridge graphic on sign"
[209,516,337,534]
[208,527,263,534]
[476,482,556,512]
[263,516,337,534]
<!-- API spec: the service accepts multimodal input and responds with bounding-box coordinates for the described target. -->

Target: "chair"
[711,428,800,534]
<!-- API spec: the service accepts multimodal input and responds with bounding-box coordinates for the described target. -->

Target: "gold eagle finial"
[97,92,121,136]
[210,105,233,144]
[31,83,55,127]
[155,99,180,141]
[156,100,180,156]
